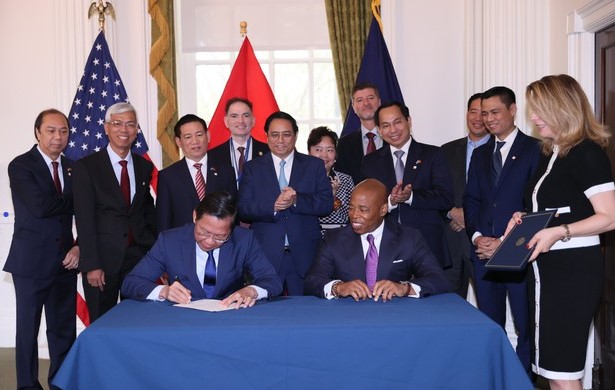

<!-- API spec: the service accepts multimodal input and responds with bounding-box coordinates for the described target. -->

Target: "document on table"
[174,299,234,312]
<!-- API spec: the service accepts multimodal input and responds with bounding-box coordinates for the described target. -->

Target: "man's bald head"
[348,179,389,235]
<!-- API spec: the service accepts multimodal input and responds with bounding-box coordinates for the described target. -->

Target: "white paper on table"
[174,298,234,312]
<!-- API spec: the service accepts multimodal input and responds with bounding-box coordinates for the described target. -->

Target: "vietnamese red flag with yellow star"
[207,37,279,148]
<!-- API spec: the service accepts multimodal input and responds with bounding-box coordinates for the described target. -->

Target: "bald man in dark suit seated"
[305,179,449,301]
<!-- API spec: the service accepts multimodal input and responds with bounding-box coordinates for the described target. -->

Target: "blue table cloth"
[53,294,532,389]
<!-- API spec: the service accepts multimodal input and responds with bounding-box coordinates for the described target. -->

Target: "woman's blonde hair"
[525,74,609,156]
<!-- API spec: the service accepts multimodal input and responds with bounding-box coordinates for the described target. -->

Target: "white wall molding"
[568,0,615,106]
[466,0,549,132]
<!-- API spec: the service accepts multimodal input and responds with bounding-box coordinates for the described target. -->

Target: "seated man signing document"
[305,179,449,301]
[122,192,282,308]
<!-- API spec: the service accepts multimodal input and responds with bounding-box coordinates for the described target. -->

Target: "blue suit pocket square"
[393,259,404,264]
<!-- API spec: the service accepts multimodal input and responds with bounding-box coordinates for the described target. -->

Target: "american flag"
[66,31,150,160]
[66,31,158,327]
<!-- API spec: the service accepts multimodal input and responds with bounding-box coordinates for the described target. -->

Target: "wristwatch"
[399,281,413,296]
[331,281,342,299]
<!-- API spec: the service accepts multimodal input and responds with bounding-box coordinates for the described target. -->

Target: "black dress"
[524,140,612,379]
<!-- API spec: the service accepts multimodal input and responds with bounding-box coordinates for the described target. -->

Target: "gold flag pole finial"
[371,0,383,32]
[88,0,116,32]
[240,21,248,38]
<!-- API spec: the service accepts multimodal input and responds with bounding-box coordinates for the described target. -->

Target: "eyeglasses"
[267,131,295,140]
[107,120,138,130]
[195,230,230,244]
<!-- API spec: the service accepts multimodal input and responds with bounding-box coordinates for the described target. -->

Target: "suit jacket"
[304,219,450,297]
[156,157,237,232]
[238,151,333,277]
[121,224,283,300]
[464,130,541,240]
[441,136,474,262]
[361,140,454,268]
[335,130,387,184]
[335,130,365,184]
[4,146,75,278]
[73,149,157,274]
[207,137,269,172]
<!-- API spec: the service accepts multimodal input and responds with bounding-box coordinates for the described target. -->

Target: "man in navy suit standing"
[156,114,237,232]
[335,83,384,184]
[4,109,80,389]
[207,98,269,187]
[122,192,282,307]
[238,111,333,295]
[361,101,454,269]
[463,86,541,371]
[73,102,157,322]
[441,93,491,297]
[305,179,449,300]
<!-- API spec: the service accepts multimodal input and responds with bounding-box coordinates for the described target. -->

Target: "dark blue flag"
[66,31,150,160]
[341,17,405,137]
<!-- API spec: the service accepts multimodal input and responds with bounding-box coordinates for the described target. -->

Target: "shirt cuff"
[323,280,341,300]
[471,232,482,245]
[409,283,421,298]
[405,192,414,205]
[146,285,166,301]
[387,195,397,212]
[249,285,268,300]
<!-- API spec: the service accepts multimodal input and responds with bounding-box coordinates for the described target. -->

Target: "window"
[176,0,341,153]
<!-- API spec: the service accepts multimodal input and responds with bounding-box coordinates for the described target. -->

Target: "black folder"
[485,210,556,271]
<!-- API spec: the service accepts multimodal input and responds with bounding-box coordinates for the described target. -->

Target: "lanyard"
[229,137,252,183]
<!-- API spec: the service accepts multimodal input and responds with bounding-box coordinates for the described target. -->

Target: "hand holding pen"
[159,276,192,304]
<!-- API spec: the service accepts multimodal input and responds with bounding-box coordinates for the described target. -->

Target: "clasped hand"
[275,187,296,211]
[390,182,412,206]
[474,236,501,260]
[336,279,411,302]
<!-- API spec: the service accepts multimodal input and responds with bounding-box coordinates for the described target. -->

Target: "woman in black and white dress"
[509,74,615,390]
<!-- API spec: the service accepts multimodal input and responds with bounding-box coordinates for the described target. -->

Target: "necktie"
[51,161,62,194]
[492,141,505,184]
[203,250,216,298]
[366,132,376,154]
[119,160,130,208]
[394,150,405,183]
[278,160,290,246]
[194,162,206,201]
[278,160,288,189]
[237,146,246,176]
[365,234,378,290]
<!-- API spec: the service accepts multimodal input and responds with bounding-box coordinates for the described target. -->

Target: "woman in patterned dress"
[307,126,354,231]
[509,74,615,390]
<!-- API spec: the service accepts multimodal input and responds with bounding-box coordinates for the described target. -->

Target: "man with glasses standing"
[238,111,333,295]
[73,102,157,322]
[122,192,282,307]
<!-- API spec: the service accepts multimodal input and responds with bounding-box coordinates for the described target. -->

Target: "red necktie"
[237,146,246,176]
[51,161,62,194]
[366,132,376,154]
[119,160,131,208]
[194,163,206,201]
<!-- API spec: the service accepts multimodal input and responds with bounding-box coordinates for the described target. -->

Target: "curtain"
[324,0,373,121]
[149,0,179,167]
